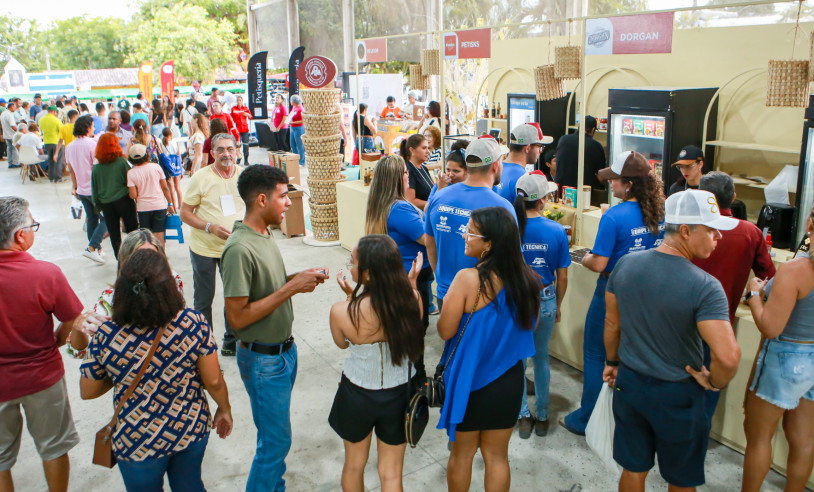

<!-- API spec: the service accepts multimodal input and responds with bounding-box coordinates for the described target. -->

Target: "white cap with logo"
[664,190,738,231]
[466,137,503,167]
[510,123,553,146]
[516,172,558,200]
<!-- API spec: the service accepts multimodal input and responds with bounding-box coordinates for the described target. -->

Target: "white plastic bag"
[70,196,83,220]
[585,383,621,473]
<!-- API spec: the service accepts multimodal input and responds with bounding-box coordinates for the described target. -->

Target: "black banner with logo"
[247,51,268,120]
[288,46,305,104]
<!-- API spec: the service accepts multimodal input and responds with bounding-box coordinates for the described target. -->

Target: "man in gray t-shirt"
[602,190,742,490]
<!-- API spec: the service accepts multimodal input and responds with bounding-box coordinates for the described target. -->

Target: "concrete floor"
[3,147,790,491]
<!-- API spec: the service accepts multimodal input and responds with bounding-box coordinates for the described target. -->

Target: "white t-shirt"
[18,132,44,151]
[189,132,205,158]
[1,110,17,139]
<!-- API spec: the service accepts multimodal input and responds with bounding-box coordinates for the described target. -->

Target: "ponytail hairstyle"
[347,235,424,365]
[399,134,426,163]
[513,192,541,241]
[132,118,149,145]
[162,127,173,147]
[623,173,665,236]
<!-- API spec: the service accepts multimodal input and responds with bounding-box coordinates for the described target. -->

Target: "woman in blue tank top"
[743,205,814,492]
[437,207,539,491]
[563,151,664,436]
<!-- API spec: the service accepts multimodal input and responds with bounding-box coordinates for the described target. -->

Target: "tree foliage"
[46,17,127,69]
[0,16,49,71]
[124,4,236,81]
[137,0,248,50]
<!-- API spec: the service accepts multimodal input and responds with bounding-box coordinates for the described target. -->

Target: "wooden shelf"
[568,125,607,133]
[705,140,799,156]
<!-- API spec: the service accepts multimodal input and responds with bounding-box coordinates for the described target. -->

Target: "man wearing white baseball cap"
[602,189,741,491]
[423,136,516,309]
[513,171,569,438]
[494,123,553,202]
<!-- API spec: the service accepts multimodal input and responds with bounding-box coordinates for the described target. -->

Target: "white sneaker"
[82,249,105,264]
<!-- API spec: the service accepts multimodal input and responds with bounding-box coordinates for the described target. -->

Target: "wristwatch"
[605,360,619,367]
[744,290,760,302]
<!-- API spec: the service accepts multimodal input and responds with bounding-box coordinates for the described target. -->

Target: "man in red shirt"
[693,171,776,422]
[210,100,240,142]
[230,95,253,165]
[0,197,84,492]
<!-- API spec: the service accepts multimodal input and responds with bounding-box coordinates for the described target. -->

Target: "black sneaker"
[221,342,236,357]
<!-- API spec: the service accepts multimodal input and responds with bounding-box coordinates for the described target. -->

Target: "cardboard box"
[281,187,305,237]
[562,186,578,208]
[268,151,301,185]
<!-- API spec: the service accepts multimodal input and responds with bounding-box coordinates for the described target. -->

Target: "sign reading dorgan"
[585,12,674,55]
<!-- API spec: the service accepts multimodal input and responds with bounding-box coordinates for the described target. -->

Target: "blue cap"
[0,98,6,104]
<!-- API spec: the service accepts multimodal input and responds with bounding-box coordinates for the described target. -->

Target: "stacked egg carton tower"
[301,88,346,242]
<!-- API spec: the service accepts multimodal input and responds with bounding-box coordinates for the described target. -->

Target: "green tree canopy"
[0,16,49,71]
[46,17,127,69]
[137,0,248,51]
[124,3,236,81]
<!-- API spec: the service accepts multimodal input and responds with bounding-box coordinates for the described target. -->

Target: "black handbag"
[404,283,482,448]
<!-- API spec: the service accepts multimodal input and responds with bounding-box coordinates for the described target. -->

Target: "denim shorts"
[750,337,814,410]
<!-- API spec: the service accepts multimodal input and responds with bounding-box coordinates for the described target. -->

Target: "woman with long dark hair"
[352,103,376,154]
[512,172,570,438]
[365,155,433,329]
[92,133,139,258]
[562,151,665,436]
[438,207,539,492]
[400,134,432,211]
[329,235,424,492]
[150,99,166,137]
[79,249,232,491]
[418,100,442,135]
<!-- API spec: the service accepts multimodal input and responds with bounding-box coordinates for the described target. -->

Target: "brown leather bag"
[93,325,166,468]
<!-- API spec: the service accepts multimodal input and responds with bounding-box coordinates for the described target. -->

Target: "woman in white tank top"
[329,235,424,492]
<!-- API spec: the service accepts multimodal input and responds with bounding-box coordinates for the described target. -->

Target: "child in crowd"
[159,127,184,211]
[127,143,174,244]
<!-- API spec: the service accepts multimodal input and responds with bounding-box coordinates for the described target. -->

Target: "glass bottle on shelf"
[497,101,501,117]
[491,103,496,118]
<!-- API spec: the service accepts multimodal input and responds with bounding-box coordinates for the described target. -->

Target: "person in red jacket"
[209,100,240,143]
[230,95,253,165]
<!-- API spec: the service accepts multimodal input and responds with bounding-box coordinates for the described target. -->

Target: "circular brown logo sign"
[297,56,337,89]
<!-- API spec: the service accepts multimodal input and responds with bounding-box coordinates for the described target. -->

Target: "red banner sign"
[138,62,153,99]
[585,12,674,55]
[356,38,387,63]
[160,61,175,102]
[444,28,491,60]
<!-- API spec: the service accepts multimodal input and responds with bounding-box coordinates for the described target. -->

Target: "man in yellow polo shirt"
[39,106,64,183]
[180,133,246,356]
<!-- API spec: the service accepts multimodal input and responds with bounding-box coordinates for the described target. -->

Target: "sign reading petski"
[585,12,674,55]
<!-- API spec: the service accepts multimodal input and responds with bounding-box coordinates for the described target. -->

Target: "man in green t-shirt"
[222,164,328,492]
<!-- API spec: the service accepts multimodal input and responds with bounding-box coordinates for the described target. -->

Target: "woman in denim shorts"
[743,205,814,492]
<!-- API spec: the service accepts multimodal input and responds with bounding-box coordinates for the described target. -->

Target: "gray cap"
[516,172,558,201]
[466,137,502,167]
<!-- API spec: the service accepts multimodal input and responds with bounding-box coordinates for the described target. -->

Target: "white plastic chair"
[19,145,47,183]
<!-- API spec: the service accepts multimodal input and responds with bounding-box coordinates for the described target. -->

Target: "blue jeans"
[77,194,108,250]
[520,286,557,420]
[237,343,298,492]
[357,136,374,154]
[564,275,608,434]
[117,435,208,492]
[289,126,305,166]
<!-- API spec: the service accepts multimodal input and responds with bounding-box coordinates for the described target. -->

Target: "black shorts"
[612,364,709,488]
[328,374,409,446]
[137,209,167,234]
[457,361,523,432]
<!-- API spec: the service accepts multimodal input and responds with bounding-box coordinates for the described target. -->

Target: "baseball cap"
[467,137,503,167]
[0,98,6,104]
[598,151,652,180]
[34,93,41,98]
[128,144,148,160]
[665,189,738,231]
[47,105,58,111]
[673,145,704,166]
[509,123,553,146]
[516,172,558,200]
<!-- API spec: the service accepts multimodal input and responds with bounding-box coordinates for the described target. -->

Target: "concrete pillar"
[342,0,354,71]
[287,0,301,53]
[247,0,258,55]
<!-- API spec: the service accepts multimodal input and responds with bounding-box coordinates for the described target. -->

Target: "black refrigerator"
[607,87,718,192]
[793,95,814,248]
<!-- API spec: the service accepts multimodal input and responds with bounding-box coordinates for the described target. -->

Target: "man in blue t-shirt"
[29,94,43,120]
[92,102,106,135]
[494,123,552,202]
[424,136,516,305]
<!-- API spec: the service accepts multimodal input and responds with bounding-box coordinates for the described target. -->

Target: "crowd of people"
[2,96,814,492]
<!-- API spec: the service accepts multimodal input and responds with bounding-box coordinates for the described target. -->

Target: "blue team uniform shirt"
[592,200,664,272]
[424,184,516,298]
[386,200,429,273]
[522,216,571,286]
[493,162,527,202]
